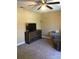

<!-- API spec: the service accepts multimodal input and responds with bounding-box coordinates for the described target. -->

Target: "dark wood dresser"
[25,30,42,44]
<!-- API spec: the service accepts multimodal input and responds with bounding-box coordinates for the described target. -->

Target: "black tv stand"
[25,30,42,44]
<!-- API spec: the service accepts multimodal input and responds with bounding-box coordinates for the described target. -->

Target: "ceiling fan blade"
[28,4,38,7]
[28,5,35,6]
[47,2,60,4]
[20,6,24,8]
[37,6,41,10]
[45,0,47,3]
[46,5,53,9]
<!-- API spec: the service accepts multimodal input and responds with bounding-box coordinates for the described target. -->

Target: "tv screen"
[26,23,36,32]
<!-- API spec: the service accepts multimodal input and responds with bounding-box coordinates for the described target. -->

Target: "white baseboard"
[42,35,50,39]
[17,41,25,46]
[42,35,46,38]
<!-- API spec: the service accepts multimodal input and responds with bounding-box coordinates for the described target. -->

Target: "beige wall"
[17,7,41,44]
[41,11,61,35]
[17,7,61,44]
[17,8,26,44]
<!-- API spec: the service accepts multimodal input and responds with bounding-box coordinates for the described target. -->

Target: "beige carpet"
[17,39,61,59]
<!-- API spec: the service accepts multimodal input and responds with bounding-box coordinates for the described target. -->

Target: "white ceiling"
[17,0,61,12]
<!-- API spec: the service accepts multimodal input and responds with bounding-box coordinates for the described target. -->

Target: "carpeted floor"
[17,39,61,59]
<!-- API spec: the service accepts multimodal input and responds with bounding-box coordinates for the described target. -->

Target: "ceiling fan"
[27,0,60,10]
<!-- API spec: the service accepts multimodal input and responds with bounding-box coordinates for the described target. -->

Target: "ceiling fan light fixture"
[41,0,45,4]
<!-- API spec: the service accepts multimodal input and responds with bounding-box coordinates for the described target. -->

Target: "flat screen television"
[26,23,36,32]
